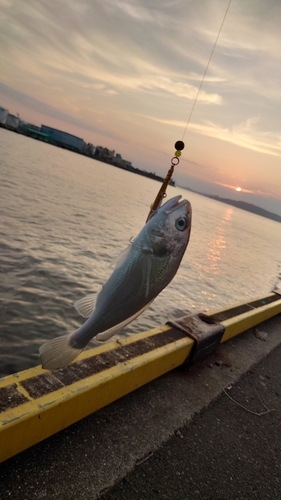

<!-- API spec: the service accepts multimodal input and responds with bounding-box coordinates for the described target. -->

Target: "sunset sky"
[0,0,281,215]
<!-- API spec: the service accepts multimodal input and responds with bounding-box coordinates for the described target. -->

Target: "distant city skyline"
[0,0,280,216]
[1,104,177,187]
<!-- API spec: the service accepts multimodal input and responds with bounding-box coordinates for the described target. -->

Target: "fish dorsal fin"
[110,243,132,269]
[74,293,99,318]
[95,299,154,341]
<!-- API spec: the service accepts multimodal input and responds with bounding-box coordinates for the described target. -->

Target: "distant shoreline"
[0,123,175,186]
[182,186,281,224]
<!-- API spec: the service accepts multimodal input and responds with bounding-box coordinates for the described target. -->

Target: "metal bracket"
[167,313,225,367]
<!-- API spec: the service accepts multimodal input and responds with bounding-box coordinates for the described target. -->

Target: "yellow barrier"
[0,327,193,463]
[0,292,281,463]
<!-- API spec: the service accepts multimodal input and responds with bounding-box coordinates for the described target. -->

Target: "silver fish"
[39,195,192,370]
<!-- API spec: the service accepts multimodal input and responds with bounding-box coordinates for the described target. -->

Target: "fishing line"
[182,0,233,141]
[146,0,232,220]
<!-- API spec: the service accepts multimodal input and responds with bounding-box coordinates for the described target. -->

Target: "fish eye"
[175,216,188,231]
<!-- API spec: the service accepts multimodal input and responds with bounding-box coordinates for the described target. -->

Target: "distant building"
[19,123,51,142]
[83,142,95,156]
[41,125,85,152]
[20,122,41,132]
[94,146,115,162]
[112,153,132,170]
[5,113,19,129]
[0,106,8,124]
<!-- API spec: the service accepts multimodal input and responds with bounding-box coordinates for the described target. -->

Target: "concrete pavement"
[0,314,280,499]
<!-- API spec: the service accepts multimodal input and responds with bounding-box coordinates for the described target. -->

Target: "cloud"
[0,0,281,213]
[213,182,275,197]
[141,76,221,103]
[148,115,281,158]
[109,1,157,22]
[192,120,281,157]
[0,81,122,141]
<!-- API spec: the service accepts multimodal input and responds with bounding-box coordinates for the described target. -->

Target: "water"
[1,128,280,377]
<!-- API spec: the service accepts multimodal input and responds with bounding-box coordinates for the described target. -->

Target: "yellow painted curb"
[0,327,193,463]
[0,292,281,463]
[206,293,281,341]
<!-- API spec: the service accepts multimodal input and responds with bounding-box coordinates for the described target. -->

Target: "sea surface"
[1,128,280,377]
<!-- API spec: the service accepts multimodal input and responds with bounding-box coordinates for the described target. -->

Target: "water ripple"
[0,128,280,376]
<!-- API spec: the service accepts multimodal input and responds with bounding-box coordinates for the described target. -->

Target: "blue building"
[41,125,85,151]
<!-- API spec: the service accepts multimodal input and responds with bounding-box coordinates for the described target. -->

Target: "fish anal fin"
[95,300,154,342]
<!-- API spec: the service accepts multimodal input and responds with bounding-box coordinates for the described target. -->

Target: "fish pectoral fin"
[95,300,154,342]
[74,293,99,318]
[39,333,83,370]
[141,249,153,298]
[110,243,132,269]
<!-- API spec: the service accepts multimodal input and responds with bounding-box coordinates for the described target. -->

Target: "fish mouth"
[164,195,191,214]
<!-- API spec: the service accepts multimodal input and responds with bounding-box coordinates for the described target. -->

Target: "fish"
[39,195,192,370]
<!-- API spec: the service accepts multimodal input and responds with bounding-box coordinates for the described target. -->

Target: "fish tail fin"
[39,332,83,370]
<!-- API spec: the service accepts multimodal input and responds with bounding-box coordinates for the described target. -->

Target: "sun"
[235,187,242,192]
